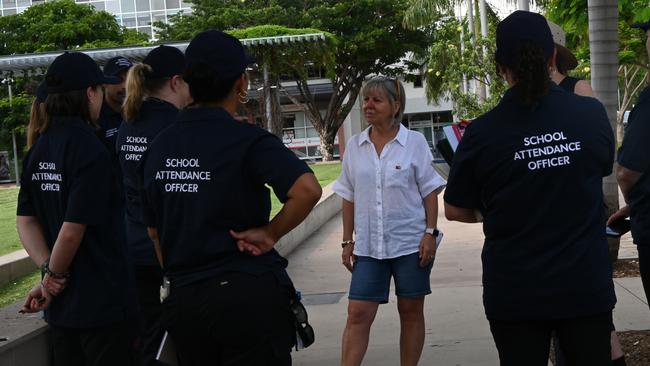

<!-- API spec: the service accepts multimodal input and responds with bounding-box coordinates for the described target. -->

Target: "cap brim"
[632,22,650,31]
[556,44,578,71]
[102,75,122,85]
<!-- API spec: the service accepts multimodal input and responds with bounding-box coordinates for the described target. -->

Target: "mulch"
[550,258,650,365]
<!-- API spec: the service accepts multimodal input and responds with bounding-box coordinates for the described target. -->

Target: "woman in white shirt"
[333,76,446,366]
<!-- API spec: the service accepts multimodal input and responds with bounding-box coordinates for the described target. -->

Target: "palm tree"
[587,0,620,259]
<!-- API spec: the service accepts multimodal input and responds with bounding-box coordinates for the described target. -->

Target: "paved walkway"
[286,197,650,365]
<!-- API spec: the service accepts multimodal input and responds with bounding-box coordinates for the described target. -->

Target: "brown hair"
[27,99,46,148]
[43,87,97,131]
[123,63,170,122]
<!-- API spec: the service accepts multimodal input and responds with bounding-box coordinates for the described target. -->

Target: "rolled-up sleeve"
[413,134,446,198]
[332,140,355,202]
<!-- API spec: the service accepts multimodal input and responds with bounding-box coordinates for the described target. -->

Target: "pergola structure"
[0,33,326,75]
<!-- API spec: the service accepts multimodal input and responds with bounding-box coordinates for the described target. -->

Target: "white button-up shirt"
[333,124,447,259]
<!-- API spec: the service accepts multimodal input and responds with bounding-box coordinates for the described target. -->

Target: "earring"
[237,90,249,104]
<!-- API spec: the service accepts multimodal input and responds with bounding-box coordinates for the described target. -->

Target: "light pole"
[1,77,19,186]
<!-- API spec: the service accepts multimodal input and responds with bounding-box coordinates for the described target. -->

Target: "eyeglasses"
[290,298,315,348]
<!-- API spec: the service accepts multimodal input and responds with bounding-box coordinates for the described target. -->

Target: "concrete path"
[286,198,650,365]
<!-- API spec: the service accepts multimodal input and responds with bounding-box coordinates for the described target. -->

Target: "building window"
[413,75,423,88]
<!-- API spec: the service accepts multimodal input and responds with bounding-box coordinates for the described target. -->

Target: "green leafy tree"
[546,0,650,138]
[0,0,150,173]
[0,0,148,54]
[157,0,431,160]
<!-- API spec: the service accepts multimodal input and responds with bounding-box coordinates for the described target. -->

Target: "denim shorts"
[348,252,433,303]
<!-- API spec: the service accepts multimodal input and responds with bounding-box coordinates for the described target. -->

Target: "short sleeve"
[246,134,313,203]
[618,103,650,173]
[17,154,35,216]
[332,139,355,202]
[412,134,446,198]
[64,144,111,225]
[443,123,482,209]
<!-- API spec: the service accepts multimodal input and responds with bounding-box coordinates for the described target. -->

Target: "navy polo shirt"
[97,102,123,157]
[17,117,130,328]
[618,86,650,246]
[117,99,179,265]
[444,84,616,321]
[140,107,312,288]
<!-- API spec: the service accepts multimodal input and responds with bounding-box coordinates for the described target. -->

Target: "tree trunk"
[518,0,529,11]
[588,0,619,260]
[319,134,335,161]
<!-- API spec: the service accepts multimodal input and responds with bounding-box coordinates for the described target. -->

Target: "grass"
[270,162,341,217]
[0,270,39,308]
[0,187,20,257]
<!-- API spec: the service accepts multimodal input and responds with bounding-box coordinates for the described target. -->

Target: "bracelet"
[42,260,70,279]
[341,240,355,248]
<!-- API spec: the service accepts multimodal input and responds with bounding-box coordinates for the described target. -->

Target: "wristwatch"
[425,228,440,237]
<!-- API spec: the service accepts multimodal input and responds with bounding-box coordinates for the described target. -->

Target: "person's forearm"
[16,216,51,267]
[444,202,481,223]
[48,222,85,274]
[342,199,354,240]
[617,165,642,204]
[423,192,438,228]
[147,227,164,267]
[268,173,322,241]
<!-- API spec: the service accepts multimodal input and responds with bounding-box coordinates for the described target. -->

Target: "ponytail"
[123,63,151,123]
[511,41,550,109]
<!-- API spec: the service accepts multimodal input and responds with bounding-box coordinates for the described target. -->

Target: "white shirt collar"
[358,124,409,147]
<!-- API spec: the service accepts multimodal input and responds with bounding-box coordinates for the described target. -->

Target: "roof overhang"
[0,33,326,76]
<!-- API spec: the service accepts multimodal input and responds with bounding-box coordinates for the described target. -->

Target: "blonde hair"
[361,76,406,125]
[123,63,168,122]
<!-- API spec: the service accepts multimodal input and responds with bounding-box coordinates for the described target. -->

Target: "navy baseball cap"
[185,30,256,80]
[495,11,555,67]
[143,45,185,78]
[103,56,133,77]
[632,20,650,31]
[45,52,121,94]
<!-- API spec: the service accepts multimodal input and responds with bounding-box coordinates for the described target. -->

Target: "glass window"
[135,0,149,12]
[294,114,306,127]
[122,14,136,28]
[306,127,319,138]
[151,0,164,10]
[179,0,190,8]
[413,75,423,88]
[16,0,28,7]
[105,0,120,13]
[307,146,321,158]
[120,0,135,13]
[137,13,151,26]
[294,127,306,139]
[152,10,166,22]
[282,114,296,129]
[91,1,105,11]
[31,0,44,4]
[3,8,16,14]
[2,0,16,8]
[291,147,308,159]
[165,0,178,9]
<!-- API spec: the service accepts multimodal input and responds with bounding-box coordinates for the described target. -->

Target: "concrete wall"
[0,250,36,288]
[0,185,342,366]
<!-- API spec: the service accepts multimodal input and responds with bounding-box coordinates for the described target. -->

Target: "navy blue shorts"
[348,252,433,303]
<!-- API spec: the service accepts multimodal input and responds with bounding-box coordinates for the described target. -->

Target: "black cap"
[45,52,121,94]
[632,21,650,31]
[143,45,185,79]
[495,11,555,67]
[185,30,256,80]
[103,56,133,77]
[36,80,47,103]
